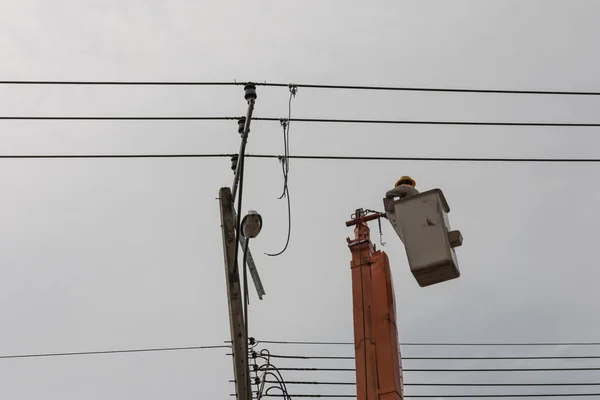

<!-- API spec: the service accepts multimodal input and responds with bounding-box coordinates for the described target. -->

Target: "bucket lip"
[387,188,450,213]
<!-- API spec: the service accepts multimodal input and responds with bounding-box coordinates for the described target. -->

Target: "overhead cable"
[262,366,600,372]
[255,340,600,346]
[259,380,600,387]
[254,116,600,127]
[0,153,598,163]
[256,394,600,398]
[3,115,600,127]
[266,353,600,360]
[0,116,236,121]
[0,345,230,360]
[2,80,600,96]
[265,84,297,257]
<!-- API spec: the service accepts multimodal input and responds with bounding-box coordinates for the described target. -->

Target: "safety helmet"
[394,175,416,188]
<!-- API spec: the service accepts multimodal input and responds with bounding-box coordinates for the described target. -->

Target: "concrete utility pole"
[219,186,249,400]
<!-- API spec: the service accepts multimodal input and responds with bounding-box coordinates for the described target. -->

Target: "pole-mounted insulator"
[244,83,257,102]
[238,117,246,135]
[231,154,239,172]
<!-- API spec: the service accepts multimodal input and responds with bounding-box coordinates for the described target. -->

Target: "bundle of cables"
[249,343,292,400]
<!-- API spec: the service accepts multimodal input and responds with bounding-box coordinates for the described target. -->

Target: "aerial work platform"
[384,188,462,287]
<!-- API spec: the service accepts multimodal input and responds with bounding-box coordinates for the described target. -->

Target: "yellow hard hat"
[395,175,416,187]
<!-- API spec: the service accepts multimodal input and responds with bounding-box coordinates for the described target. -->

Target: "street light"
[241,210,262,239]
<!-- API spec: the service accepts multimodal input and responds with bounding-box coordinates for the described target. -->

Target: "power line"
[0,80,240,86]
[0,116,236,121]
[274,83,600,96]
[2,80,600,96]
[260,381,600,387]
[257,394,600,398]
[0,154,598,163]
[261,367,600,372]
[267,353,600,360]
[0,154,232,159]
[255,340,600,346]
[0,345,230,360]
[3,115,600,127]
[255,117,600,127]
[252,155,600,163]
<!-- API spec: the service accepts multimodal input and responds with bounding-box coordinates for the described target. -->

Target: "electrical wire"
[0,345,230,360]
[255,340,600,346]
[231,148,245,278]
[260,366,600,372]
[265,85,296,257]
[259,381,600,387]
[3,115,600,127]
[243,237,251,399]
[250,349,292,400]
[249,154,600,163]
[253,117,600,127]
[2,80,600,96]
[257,394,600,398]
[256,340,353,346]
[0,116,237,121]
[1,154,599,163]
[266,353,600,360]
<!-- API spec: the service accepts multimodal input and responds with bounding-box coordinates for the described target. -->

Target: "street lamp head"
[241,210,263,239]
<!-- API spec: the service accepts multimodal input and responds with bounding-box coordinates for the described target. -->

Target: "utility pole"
[347,209,403,400]
[221,83,263,400]
[219,186,249,400]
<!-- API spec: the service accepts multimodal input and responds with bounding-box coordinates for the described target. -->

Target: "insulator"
[244,83,257,101]
[238,117,246,134]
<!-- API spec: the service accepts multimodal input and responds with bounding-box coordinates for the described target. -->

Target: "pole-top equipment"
[244,83,257,102]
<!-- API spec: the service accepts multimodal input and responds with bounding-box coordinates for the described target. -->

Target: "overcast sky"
[1,0,600,399]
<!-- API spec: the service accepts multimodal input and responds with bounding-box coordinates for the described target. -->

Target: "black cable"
[253,117,600,127]
[0,153,235,159]
[261,380,355,386]
[257,340,353,346]
[231,146,246,278]
[249,154,600,163]
[243,237,251,399]
[251,349,292,400]
[278,83,600,96]
[264,386,292,400]
[0,345,230,360]
[263,185,291,257]
[257,396,354,399]
[2,153,600,163]
[263,86,296,257]
[0,116,237,121]
[266,353,600,360]
[3,80,600,96]
[259,394,600,398]
[260,366,600,372]
[0,80,241,86]
[4,115,600,127]
[260,381,600,387]
[255,340,600,346]
[264,126,291,254]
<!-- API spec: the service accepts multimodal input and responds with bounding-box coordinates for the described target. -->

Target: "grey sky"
[0,0,599,398]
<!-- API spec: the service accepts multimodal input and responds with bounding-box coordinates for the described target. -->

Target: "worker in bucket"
[386,175,419,200]
[384,175,419,244]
